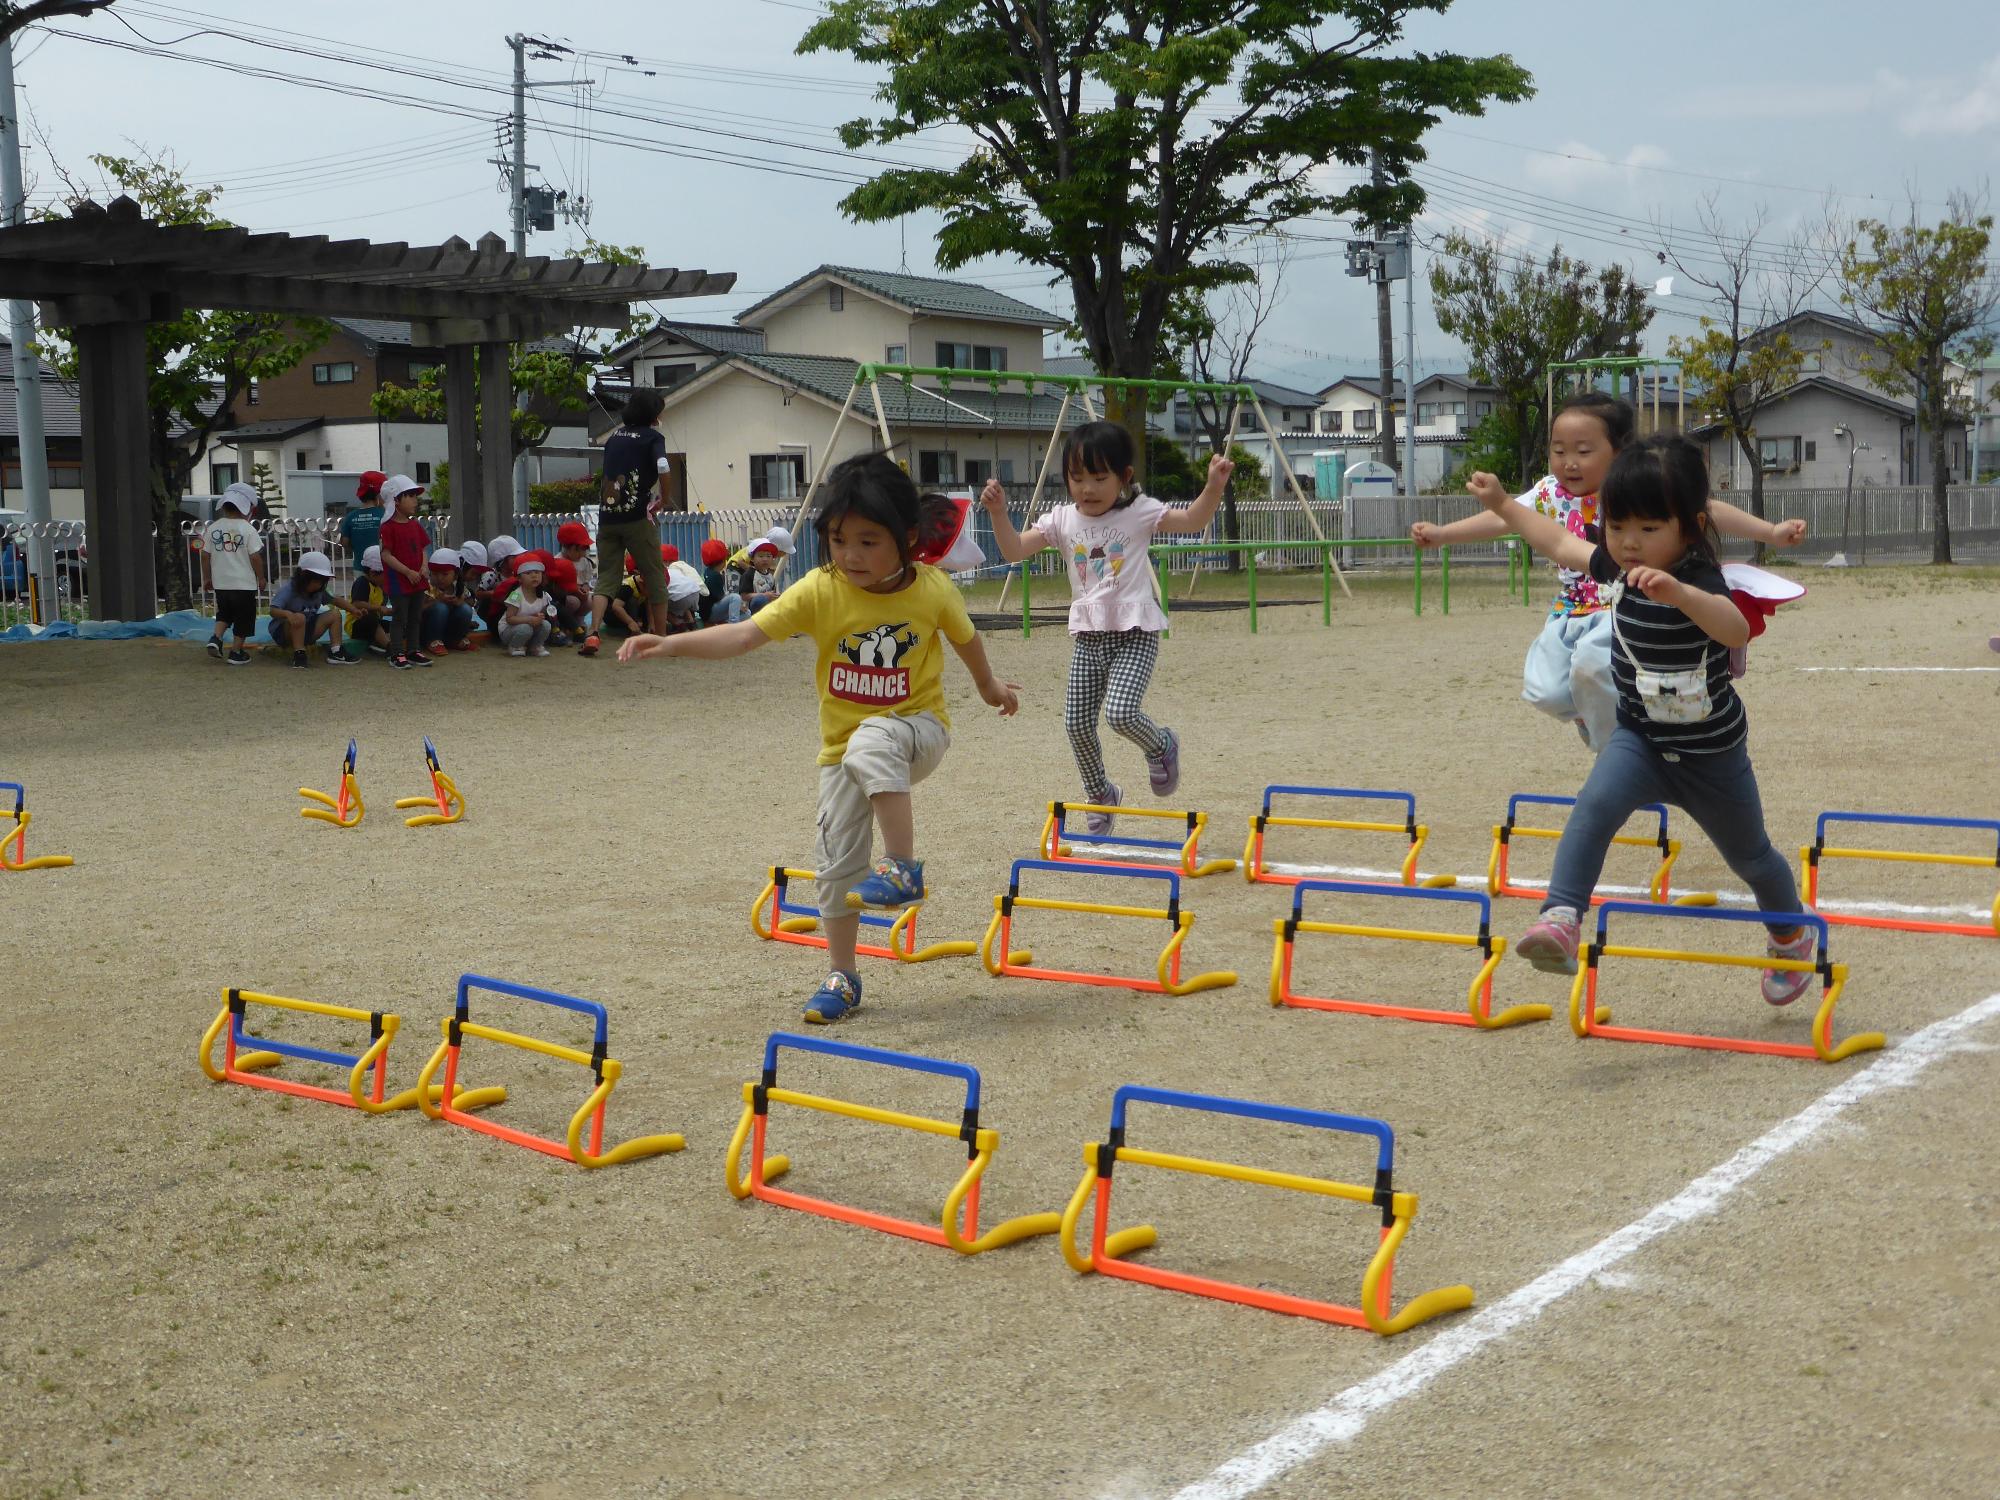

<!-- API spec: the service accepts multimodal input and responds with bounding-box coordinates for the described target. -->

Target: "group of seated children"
[210,466,803,669]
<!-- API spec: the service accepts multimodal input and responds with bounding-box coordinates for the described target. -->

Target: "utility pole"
[1402,228,1416,498]
[1370,151,1397,474]
[0,34,54,625]
[507,33,530,516]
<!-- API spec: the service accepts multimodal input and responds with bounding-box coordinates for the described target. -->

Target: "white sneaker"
[529,645,551,658]
[508,647,527,658]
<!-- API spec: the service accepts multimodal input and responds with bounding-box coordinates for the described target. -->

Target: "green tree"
[801,2,1531,473]
[1429,230,1653,484]
[372,237,648,455]
[1144,435,1198,499]
[1663,198,1838,554]
[1438,405,1520,492]
[1839,194,1997,564]
[38,152,328,608]
[248,460,281,512]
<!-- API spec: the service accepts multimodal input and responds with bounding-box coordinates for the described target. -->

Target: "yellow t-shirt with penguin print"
[753,563,976,764]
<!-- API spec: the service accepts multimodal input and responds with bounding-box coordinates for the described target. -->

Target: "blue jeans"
[421,600,475,647]
[710,594,750,624]
[1544,725,1802,933]
[1521,610,1618,752]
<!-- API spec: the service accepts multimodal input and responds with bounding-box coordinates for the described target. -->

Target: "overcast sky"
[16,0,1998,394]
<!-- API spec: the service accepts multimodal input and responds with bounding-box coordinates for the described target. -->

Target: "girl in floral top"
[1412,391,1803,751]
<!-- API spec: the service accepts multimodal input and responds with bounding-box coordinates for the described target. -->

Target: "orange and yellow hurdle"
[394,736,466,827]
[1800,810,2000,939]
[1060,1085,1474,1335]
[1570,901,1883,1063]
[1270,879,1549,1029]
[1243,784,1455,889]
[725,1032,1057,1256]
[1488,793,1714,907]
[0,779,72,870]
[298,738,364,828]
[751,865,976,963]
[1040,799,1237,878]
[416,974,684,1168]
[980,858,1237,995]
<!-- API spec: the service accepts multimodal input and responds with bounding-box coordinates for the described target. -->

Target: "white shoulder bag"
[1609,580,1713,725]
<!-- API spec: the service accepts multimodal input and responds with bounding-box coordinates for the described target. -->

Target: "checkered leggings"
[1065,628,1168,800]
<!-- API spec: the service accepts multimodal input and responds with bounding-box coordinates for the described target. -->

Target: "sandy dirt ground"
[2,566,1997,1500]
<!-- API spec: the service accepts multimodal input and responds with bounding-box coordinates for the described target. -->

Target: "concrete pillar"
[75,318,155,620]
[476,339,513,542]
[443,343,479,545]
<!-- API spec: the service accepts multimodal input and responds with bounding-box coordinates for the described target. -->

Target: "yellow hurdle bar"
[1042,800,1238,879]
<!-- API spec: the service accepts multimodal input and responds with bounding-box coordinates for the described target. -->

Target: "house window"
[295,450,311,470]
[1476,400,1492,417]
[997,459,1015,483]
[918,450,958,485]
[750,453,806,501]
[406,360,439,383]
[1320,411,1342,434]
[652,363,692,388]
[1237,410,1255,430]
[1416,403,1437,424]
[414,462,432,484]
[211,462,239,490]
[828,284,845,312]
[885,343,906,367]
[934,342,1007,372]
[1353,409,1376,433]
[1803,440,1816,462]
[1758,436,1802,470]
[312,362,356,384]
[963,458,993,486]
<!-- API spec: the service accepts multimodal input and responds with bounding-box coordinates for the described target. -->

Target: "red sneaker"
[580,633,601,657]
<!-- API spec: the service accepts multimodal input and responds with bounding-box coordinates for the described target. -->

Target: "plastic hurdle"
[0,780,72,871]
[415,974,684,1167]
[1059,1085,1474,1336]
[1570,902,1883,1064]
[198,986,504,1115]
[1040,800,1237,878]
[1800,811,2000,939]
[979,858,1237,995]
[750,865,976,963]
[394,737,466,827]
[1242,785,1455,889]
[1487,793,1715,907]
[724,1031,1058,1256]
[1269,880,1549,1030]
[299,739,364,828]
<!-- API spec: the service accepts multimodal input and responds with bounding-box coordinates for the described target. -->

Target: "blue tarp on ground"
[0,609,220,643]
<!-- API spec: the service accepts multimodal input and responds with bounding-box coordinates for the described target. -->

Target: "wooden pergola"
[0,195,734,618]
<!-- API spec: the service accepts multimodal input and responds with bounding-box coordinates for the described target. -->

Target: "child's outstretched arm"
[1411,509,1514,548]
[618,618,770,662]
[1155,451,1235,534]
[1467,472,1593,572]
[978,479,1049,562]
[1710,500,1806,548]
[948,632,1019,716]
[1625,567,1751,648]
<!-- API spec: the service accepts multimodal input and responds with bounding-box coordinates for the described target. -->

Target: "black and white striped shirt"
[1589,546,1747,754]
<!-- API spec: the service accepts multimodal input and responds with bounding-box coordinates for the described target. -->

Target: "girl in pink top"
[982,420,1233,833]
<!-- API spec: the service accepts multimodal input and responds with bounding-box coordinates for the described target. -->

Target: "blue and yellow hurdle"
[1060,1085,1474,1335]
[0,778,72,870]
[1040,800,1237,878]
[1571,902,1883,1063]
[415,974,684,1168]
[751,865,977,963]
[299,738,364,828]
[1243,785,1455,889]
[1488,792,1715,907]
[394,736,466,827]
[1270,879,1549,1029]
[1801,810,2000,940]
[199,986,504,1115]
[980,858,1237,995]
[725,1031,1057,1256]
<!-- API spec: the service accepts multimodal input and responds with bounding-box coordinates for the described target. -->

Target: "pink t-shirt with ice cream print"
[1039,494,1171,635]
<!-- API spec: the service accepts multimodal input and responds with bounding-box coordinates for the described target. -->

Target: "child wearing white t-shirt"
[982,421,1233,832]
[201,483,267,665]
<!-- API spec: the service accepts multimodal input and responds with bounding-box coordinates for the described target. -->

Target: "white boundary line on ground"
[1260,861,1995,923]
[1793,666,2000,673]
[1152,988,2000,1500]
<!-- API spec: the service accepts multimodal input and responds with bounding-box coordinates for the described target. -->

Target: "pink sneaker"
[1084,783,1121,837]
[1516,906,1581,975]
[1762,926,1817,1006]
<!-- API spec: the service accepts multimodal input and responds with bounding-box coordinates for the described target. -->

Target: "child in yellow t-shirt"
[619,453,1019,1024]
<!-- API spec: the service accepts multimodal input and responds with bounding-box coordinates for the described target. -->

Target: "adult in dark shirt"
[586,389,671,653]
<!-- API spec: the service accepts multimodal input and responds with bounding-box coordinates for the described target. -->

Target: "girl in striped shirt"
[1467,435,1816,1005]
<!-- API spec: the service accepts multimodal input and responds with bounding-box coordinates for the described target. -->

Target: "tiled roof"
[603,319,767,364]
[0,375,79,438]
[1319,374,1407,398]
[737,265,1063,329]
[712,353,1083,430]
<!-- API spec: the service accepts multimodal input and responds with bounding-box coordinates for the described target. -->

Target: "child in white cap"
[341,545,392,658]
[716,526,795,622]
[376,474,432,669]
[267,551,345,669]
[500,556,556,657]
[200,482,266,664]
[422,547,477,653]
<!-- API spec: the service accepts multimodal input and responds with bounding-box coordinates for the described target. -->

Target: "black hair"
[813,453,921,579]
[621,387,666,428]
[1552,390,1637,451]
[1599,434,1719,566]
[1062,419,1139,508]
[289,568,327,592]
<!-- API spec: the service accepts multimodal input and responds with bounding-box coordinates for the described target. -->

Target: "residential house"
[1688,310,1968,493]
[193,316,593,509]
[601,320,768,392]
[1312,375,1405,441]
[615,266,1071,509]
[1408,372,1500,438]
[0,346,84,521]
[1966,356,1999,482]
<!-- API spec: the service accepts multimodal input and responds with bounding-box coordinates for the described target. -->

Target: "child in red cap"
[555,521,597,650]
[339,470,387,565]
